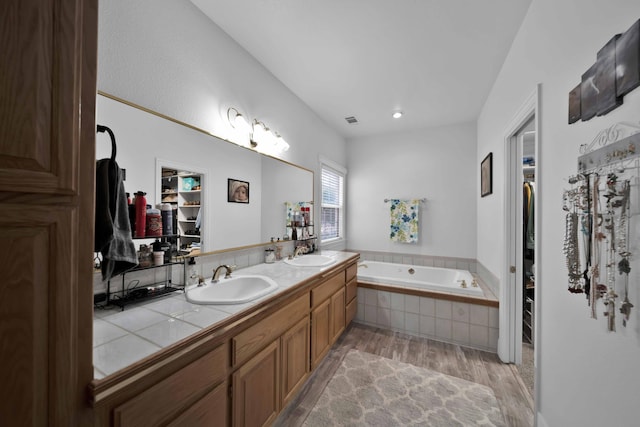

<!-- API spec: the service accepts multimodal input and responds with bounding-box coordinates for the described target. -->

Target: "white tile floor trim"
[355,287,499,352]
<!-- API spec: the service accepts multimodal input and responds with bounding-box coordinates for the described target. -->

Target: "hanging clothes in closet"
[523,181,535,259]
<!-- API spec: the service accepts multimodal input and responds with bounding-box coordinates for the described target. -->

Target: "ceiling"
[191,0,531,140]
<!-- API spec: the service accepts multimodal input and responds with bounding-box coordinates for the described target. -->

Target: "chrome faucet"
[458,279,467,288]
[212,264,234,283]
[293,246,305,258]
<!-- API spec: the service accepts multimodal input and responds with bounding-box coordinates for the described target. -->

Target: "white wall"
[98,0,347,249]
[347,123,477,258]
[478,1,640,425]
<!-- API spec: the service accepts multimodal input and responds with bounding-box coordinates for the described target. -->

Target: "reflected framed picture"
[228,178,249,203]
[481,153,493,197]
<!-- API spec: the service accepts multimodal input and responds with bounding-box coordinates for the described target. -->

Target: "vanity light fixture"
[227,107,290,153]
[251,119,290,153]
[272,132,290,152]
[392,111,403,119]
[227,107,251,133]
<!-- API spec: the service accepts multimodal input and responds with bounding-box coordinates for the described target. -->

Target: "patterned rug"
[302,350,505,427]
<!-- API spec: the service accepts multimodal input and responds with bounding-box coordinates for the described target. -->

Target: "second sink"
[185,275,278,305]
[284,254,336,267]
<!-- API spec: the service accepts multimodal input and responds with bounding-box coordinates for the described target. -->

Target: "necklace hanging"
[617,180,633,326]
[564,210,582,291]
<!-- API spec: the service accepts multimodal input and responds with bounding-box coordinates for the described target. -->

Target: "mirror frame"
[97,91,314,258]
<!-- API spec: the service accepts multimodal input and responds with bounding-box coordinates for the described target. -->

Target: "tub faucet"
[358,262,368,268]
[458,279,467,288]
[212,264,234,283]
[471,278,479,288]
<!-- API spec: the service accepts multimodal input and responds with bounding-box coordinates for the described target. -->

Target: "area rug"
[302,350,505,427]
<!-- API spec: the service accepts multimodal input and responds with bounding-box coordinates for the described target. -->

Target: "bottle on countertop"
[275,238,283,260]
[134,191,147,237]
[265,248,276,264]
[160,203,173,236]
[145,208,162,237]
[187,257,198,286]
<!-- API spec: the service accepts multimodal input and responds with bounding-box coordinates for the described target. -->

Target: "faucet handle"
[225,264,236,278]
[458,279,467,288]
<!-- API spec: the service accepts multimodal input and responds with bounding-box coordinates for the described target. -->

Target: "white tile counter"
[93,251,358,379]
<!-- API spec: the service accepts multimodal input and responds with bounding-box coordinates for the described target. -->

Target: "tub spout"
[358,262,368,268]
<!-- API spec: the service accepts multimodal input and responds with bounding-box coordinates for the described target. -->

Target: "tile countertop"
[93,250,358,379]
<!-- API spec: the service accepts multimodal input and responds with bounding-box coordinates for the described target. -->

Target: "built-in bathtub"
[355,260,499,352]
[357,261,483,297]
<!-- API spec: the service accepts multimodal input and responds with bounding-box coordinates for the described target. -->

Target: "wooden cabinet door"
[232,340,280,427]
[0,0,97,425]
[167,380,228,427]
[331,287,346,343]
[281,316,310,408]
[311,298,332,369]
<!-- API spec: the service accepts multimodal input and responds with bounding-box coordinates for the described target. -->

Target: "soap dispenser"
[187,257,198,286]
[275,238,283,261]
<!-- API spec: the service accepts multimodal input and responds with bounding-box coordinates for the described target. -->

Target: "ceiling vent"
[344,116,358,124]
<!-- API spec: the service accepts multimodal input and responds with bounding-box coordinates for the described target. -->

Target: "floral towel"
[389,199,420,243]
[285,201,310,224]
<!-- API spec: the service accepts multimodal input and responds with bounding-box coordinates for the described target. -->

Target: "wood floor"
[275,322,534,427]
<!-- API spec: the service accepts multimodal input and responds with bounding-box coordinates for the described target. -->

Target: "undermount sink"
[283,254,336,267]
[185,275,278,305]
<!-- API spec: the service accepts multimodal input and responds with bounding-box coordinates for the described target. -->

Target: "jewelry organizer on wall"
[563,122,640,331]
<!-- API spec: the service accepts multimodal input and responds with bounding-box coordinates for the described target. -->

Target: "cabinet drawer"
[114,342,229,427]
[346,278,357,303]
[233,293,309,367]
[311,272,345,308]
[346,297,357,326]
[346,262,358,283]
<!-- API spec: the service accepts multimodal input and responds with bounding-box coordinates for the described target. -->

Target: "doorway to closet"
[501,86,539,408]
[517,118,536,397]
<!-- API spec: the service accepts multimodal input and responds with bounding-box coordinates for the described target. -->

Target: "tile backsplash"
[93,241,297,295]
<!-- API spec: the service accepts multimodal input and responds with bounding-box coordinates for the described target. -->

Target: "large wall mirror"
[95,93,313,253]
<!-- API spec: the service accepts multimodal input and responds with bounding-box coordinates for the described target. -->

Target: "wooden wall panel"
[0,0,86,194]
[0,0,98,425]
[0,206,77,426]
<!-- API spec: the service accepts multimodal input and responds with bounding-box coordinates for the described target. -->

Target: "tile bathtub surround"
[348,248,478,273]
[356,287,499,352]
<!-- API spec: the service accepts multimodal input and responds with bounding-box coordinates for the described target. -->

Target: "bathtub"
[355,260,499,352]
[357,261,483,297]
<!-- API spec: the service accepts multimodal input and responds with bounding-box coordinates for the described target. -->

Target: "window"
[321,164,344,242]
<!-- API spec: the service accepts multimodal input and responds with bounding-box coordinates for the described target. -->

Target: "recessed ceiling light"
[392,111,403,119]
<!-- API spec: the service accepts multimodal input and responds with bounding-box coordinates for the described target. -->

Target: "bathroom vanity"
[90,252,359,426]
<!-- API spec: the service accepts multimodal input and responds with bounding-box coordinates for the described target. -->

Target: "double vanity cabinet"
[91,253,359,427]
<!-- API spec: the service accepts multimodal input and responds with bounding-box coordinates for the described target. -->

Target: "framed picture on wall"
[616,19,640,97]
[228,178,249,203]
[481,153,493,197]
